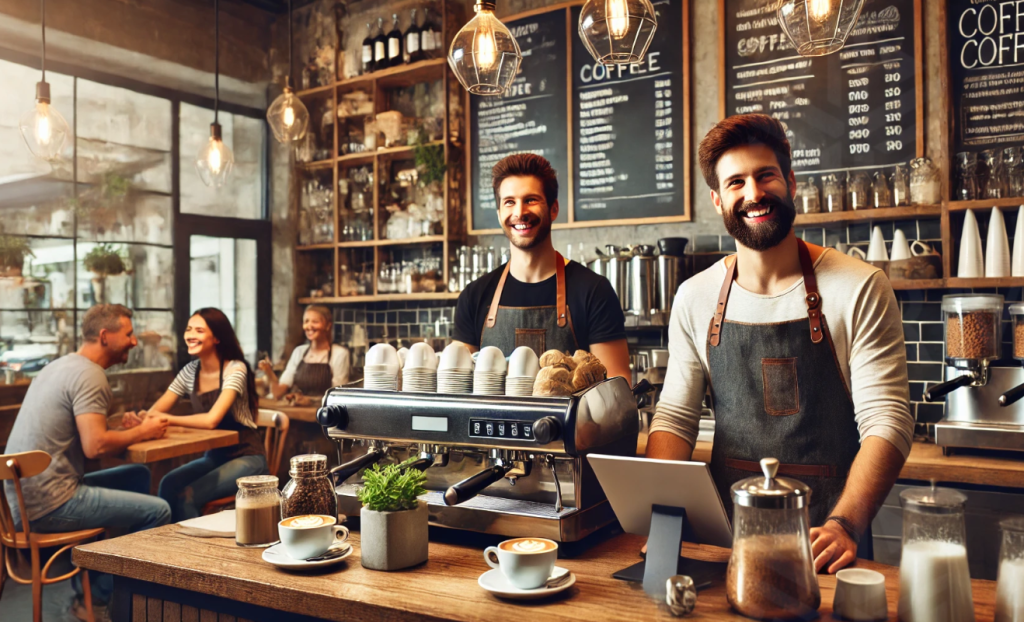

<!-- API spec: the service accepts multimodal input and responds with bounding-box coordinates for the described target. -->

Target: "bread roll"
[533,378,575,397]
[536,366,571,385]
[572,359,607,391]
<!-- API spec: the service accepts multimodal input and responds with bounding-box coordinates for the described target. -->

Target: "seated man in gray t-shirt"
[4,304,172,610]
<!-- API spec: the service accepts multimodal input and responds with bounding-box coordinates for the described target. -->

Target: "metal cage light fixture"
[196,0,234,188]
[267,0,309,143]
[448,0,522,96]
[20,0,70,162]
[777,0,866,57]
[578,0,658,65]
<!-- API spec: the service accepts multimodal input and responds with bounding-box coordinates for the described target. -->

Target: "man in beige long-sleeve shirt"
[648,114,913,574]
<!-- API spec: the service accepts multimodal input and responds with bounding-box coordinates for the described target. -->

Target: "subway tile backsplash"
[332,299,456,370]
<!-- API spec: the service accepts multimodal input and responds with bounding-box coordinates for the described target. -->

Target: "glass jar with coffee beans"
[281,454,338,520]
[1011,303,1024,360]
[942,294,1004,362]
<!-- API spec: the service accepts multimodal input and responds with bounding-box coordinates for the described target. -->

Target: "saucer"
[262,543,352,570]
[478,567,575,600]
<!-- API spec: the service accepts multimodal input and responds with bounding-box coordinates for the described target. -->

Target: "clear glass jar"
[796,178,821,214]
[997,517,1024,622]
[909,157,941,204]
[234,475,282,548]
[823,174,844,213]
[281,454,338,520]
[726,458,820,620]
[956,152,979,202]
[898,486,975,622]
[872,171,892,208]
[892,164,911,206]
[942,294,1004,362]
[983,149,1008,199]
[848,172,871,210]
[1011,303,1024,361]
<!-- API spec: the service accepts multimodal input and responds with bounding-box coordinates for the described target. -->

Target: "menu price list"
[469,9,569,231]
[570,0,686,222]
[724,0,917,176]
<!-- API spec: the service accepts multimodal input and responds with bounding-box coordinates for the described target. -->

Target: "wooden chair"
[201,410,290,515]
[0,451,105,622]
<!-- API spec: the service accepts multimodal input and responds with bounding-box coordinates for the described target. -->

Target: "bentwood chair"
[0,450,105,622]
[201,409,290,515]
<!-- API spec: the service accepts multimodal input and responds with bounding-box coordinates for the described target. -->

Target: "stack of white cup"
[473,346,507,396]
[364,343,399,390]
[402,343,438,393]
[505,347,540,397]
[438,343,474,394]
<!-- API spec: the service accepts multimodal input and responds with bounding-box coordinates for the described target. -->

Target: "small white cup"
[833,568,887,621]
[484,538,558,589]
[475,346,508,374]
[278,515,350,560]
[508,346,541,379]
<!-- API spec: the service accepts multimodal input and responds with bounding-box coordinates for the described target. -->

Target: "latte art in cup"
[280,514,336,529]
[499,538,558,553]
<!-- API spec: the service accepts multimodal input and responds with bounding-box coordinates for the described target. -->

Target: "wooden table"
[259,398,319,424]
[124,427,239,463]
[73,525,997,622]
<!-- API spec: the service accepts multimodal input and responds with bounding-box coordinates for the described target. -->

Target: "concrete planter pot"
[359,501,428,571]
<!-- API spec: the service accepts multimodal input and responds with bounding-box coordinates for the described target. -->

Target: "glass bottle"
[872,170,892,208]
[1006,147,1024,198]
[898,486,975,622]
[847,171,871,210]
[421,7,441,59]
[996,517,1024,622]
[234,475,283,548]
[909,157,941,205]
[387,13,403,67]
[892,164,910,206]
[373,17,388,70]
[281,454,339,520]
[361,22,376,74]
[405,8,423,64]
[796,177,820,214]
[982,149,1007,199]
[823,174,845,212]
[956,152,979,202]
[726,458,820,620]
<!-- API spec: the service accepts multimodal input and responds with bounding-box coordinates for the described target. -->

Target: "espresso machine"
[926,294,1024,453]
[316,377,644,541]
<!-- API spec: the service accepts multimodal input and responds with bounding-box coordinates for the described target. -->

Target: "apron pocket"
[761,357,800,416]
[515,328,547,356]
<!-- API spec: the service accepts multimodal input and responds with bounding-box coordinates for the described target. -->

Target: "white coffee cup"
[484,537,558,589]
[278,515,350,560]
[833,568,887,621]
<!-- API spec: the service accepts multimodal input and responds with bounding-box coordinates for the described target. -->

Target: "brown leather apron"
[479,251,579,357]
[291,345,335,396]
[191,361,264,462]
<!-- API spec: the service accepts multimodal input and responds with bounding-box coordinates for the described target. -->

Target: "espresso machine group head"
[316,377,646,541]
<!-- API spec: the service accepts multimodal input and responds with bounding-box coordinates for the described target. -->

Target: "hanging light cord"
[287,0,293,89]
[214,0,220,124]
[40,0,46,82]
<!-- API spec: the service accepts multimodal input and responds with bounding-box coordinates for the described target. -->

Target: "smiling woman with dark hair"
[135,307,266,521]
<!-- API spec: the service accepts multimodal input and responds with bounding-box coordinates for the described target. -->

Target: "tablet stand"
[612,504,726,599]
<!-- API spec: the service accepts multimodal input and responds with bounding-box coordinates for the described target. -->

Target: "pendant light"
[777,0,865,57]
[578,0,658,65]
[266,0,309,143]
[196,0,234,188]
[19,0,70,162]
[448,1,521,96]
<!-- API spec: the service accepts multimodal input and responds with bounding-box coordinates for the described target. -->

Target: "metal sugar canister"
[281,454,338,520]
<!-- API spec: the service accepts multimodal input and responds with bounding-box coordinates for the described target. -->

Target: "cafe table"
[258,397,319,424]
[123,426,238,463]
[73,525,997,622]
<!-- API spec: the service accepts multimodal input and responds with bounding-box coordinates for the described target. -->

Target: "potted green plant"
[0,235,33,278]
[83,244,128,304]
[356,461,428,571]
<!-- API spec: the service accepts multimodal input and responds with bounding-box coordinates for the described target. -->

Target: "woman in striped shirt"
[135,308,265,521]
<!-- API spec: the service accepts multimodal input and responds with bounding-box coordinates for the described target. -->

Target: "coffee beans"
[946,311,998,360]
[281,473,337,520]
[1015,322,1024,359]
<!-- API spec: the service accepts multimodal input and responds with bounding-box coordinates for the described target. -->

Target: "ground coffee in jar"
[942,294,1004,361]
[281,454,338,520]
[1011,303,1024,359]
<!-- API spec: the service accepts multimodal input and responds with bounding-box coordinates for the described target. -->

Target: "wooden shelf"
[299,292,460,305]
[377,235,446,247]
[375,140,445,160]
[295,83,334,98]
[299,159,334,171]
[946,277,1024,288]
[794,205,941,227]
[337,240,377,248]
[337,58,447,89]
[889,279,946,290]
[295,243,336,251]
[948,197,1024,211]
[337,151,375,164]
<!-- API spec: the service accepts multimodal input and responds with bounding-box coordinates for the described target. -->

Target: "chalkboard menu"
[570,0,686,221]
[948,0,1024,155]
[722,0,919,177]
[469,9,569,232]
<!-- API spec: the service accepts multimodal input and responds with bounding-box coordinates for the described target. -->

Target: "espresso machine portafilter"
[316,377,646,541]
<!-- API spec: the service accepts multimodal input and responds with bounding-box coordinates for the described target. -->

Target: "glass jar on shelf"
[871,171,892,208]
[909,157,941,205]
[847,172,871,210]
[956,152,979,202]
[822,174,844,212]
[1006,147,1024,198]
[795,178,820,214]
[982,149,1007,199]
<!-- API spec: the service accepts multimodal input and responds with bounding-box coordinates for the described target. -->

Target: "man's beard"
[504,215,553,250]
[722,192,796,252]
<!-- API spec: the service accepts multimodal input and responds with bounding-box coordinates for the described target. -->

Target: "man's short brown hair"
[698,114,793,192]
[491,153,559,207]
[82,304,133,342]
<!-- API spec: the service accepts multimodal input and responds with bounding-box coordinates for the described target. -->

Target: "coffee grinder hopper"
[925,294,1004,403]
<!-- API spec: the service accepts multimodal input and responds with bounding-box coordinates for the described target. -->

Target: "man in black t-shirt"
[452,154,630,381]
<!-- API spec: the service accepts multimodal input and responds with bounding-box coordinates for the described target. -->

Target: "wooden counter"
[73,525,997,622]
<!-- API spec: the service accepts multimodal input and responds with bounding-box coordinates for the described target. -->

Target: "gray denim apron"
[707,240,866,552]
[480,252,579,357]
[292,345,334,396]
[191,362,264,462]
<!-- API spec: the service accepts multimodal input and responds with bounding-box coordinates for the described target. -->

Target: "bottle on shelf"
[361,22,375,74]
[387,13,403,68]
[405,8,423,64]
[421,7,440,59]
[373,17,388,71]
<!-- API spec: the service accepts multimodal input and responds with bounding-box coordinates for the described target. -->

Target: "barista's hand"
[810,521,857,574]
[258,358,275,376]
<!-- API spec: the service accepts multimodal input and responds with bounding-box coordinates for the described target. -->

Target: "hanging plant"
[413,132,446,187]
[83,244,128,277]
[0,235,34,276]
[101,172,131,201]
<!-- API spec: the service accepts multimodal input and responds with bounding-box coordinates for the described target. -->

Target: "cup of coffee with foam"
[278,515,349,560]
[484,537,558,589]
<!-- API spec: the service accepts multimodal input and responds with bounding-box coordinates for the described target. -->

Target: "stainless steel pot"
[606,247,630,312]
[629,255,656,317]
[656,254,684,313]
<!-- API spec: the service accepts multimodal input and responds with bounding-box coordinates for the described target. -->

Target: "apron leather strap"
[485,251,568,329]
[709,255,737,347]
[797,239,824,344]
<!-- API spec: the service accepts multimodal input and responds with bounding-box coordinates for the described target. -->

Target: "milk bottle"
[996,517,1024,622]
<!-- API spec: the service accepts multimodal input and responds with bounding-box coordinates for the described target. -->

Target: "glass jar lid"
[899,486,967,514]
[290,453,328,474]
[1010,303,1024,317]
[731,458,809,509]
[237,475,279,489]
[941,294,1004,314]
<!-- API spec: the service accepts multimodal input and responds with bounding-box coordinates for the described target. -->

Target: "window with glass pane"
[0,310,75,383]
[180,103,265,220]
[189,236,258,362]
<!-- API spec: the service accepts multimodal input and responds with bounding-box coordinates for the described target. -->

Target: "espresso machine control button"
[316,405,348,429]
[532,416,561,444]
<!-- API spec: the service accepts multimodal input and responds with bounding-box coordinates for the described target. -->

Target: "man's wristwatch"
[825,515,861,545]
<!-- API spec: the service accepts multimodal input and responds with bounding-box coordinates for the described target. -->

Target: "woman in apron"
[260,305,349,399]
[142,307,266,521]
